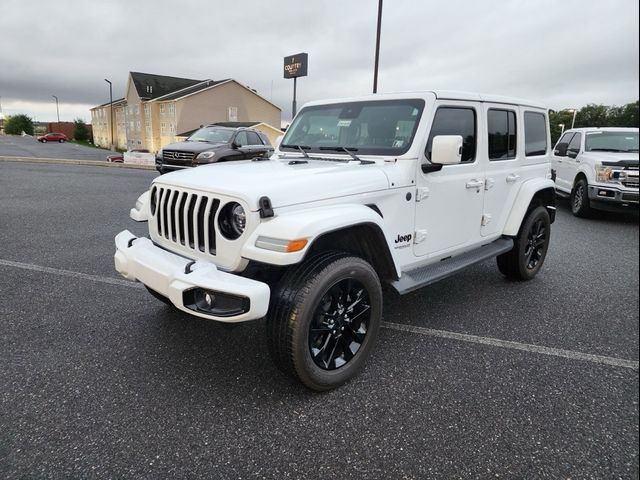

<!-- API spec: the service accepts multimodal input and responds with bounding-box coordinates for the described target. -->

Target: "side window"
[554,132,574,156]
[247,131,262,145]
[425,107,477,163]
[234,131,249,146]
[568,133,582,153]
[488,109,517,160]
[524,112,548,156]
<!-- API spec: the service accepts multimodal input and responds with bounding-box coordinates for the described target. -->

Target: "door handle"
[506,174,521,183]
[465,179,484,189]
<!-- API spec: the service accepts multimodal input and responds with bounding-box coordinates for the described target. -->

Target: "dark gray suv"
[156,125,273,174]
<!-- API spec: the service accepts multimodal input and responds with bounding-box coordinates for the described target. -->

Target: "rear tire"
[497,206,551,281]
[266,252,383,391]
[570,178,591,217]
[42,139,47,143]
[59,139,65,143]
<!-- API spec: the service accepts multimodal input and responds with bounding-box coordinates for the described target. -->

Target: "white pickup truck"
[115,91,556,390]
[551,127,639,216]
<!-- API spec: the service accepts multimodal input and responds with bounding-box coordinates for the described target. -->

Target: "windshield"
[187,127,234,144]
[585,131,639,152]
[281,99,425,156]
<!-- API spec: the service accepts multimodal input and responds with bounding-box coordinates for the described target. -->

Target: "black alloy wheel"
[267,251,383,391]
[523,218,547,271]
[497,206,551,281]
[308,278,371,370]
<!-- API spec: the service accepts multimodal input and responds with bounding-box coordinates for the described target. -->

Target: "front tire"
[59,139,65,143]
[497,206,551,281]
[41,139,47,143]
[571,178,591,217]
[267,252,383,391]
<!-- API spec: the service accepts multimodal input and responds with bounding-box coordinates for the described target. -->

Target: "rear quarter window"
[524,112,548,156]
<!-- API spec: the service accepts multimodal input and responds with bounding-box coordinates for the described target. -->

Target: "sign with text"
[283,53,308,79]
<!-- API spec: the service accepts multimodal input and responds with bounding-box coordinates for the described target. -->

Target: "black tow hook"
[184,260,196,274]
[127,237,137,248]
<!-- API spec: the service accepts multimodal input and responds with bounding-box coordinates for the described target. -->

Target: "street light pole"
[373,0,383,93]
[104,79,114,150]
[570,109,578,129]
[52,95,60,124]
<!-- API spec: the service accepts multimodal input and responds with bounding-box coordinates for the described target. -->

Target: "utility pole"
[373,0,383,93]
[104,79,114,150]
[52,95,60,124]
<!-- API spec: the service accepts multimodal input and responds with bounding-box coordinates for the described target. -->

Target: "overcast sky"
[1,0,638,123]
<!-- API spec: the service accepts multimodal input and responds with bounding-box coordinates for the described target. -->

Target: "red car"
[106,149,149,163]
[37,132,67,143]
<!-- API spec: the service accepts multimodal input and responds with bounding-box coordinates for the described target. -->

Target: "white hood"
[580,151,639,164]
[153,159,391,211]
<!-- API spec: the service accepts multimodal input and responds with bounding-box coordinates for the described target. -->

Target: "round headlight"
[218,202,246,240]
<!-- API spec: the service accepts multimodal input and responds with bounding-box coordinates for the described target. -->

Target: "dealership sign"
[284,53,308,79]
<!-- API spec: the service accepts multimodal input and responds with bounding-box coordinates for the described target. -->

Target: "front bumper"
[114,230,270,322]
[588,185,639,211]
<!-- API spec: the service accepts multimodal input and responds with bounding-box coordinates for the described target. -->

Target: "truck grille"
[151,186,220,255]
[622,177,639,189]
[162,150,195,163]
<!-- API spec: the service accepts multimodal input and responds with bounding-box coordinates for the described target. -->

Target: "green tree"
[574,104,611,128]
[549,110,575,144]
[4,114,34,135]
[611,101,639,127]
[73,118,90,141]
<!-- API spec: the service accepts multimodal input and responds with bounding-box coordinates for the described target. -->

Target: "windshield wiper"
[318,146,373,164]
[281,144,310,158]
[589,148,622,152]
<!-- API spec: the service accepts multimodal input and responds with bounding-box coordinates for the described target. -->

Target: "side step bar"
[391,237,514,295]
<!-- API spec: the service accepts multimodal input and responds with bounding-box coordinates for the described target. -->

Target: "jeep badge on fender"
[116,91,556,391]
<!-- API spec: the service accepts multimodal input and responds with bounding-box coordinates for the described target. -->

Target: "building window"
[168,104,175,115]
[488,109,517,160]
[161,122,166,134]
[524,112,547,156]
[160,104,165,114]
[228,106,238,122]
[136,121,141,131]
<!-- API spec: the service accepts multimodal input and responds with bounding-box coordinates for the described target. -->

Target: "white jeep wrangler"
[115,91,556,390]
[551,127,639,216]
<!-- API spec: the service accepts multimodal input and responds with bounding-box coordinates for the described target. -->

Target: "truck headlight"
[218,202,246,239]
[196,151,216,160]
[595,166,614,183]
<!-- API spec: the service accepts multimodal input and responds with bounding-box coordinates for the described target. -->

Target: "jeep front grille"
[162,150,196,162]
[152,187,220,255]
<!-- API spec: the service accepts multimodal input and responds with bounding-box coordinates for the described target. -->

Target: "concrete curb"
[0,155,155,171]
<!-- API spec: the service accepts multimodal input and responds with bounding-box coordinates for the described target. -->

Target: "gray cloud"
[1,0,637,122]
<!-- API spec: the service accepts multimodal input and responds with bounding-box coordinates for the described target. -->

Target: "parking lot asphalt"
[0,134,117,161]
[1,161,638,479]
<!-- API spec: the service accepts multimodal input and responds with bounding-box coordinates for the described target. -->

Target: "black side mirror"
[554,143,568,157]
[231,142,240,149]
[567,150,579,159]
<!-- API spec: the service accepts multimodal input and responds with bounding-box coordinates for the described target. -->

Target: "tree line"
[549,101,639,144]
[3,114,90,141]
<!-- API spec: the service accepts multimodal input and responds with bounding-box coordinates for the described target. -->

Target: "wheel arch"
[305,222,399,281]
[241,204,401,280]
[503,179,556,236]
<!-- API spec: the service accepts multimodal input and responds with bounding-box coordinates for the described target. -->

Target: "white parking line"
[0,258,144,289]
[383,322,639,370]
[1,258,638,371]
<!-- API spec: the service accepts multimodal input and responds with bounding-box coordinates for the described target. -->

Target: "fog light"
[183,288,250,317]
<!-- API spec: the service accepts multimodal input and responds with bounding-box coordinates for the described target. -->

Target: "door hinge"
[415,187,430,201]
[484,178,495,190]
[414,229,428,244]
[481,214,492,226]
